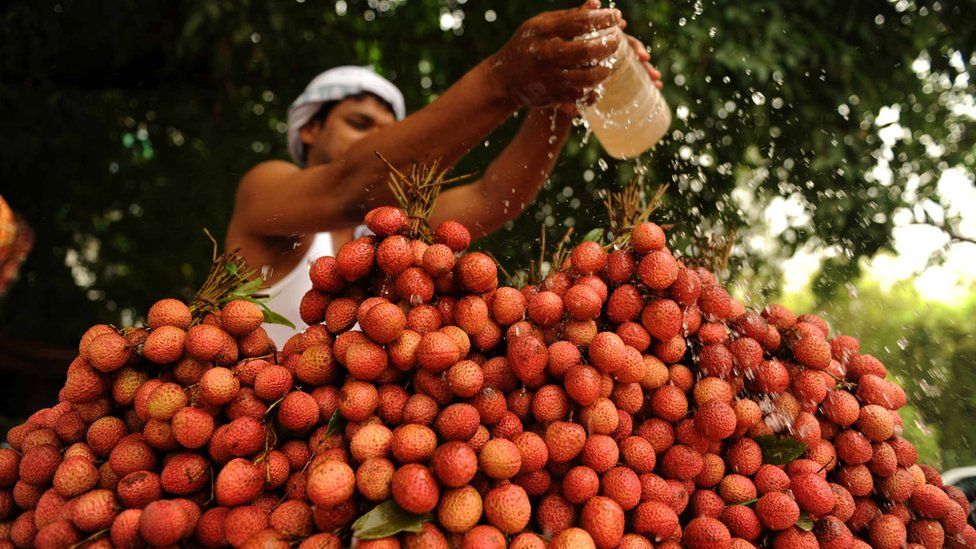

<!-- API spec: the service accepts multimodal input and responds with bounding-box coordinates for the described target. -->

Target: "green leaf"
[754,435,807,465]
[351,500,430,540]
[326,410,345,437]
[262,308,295,329]
[582,228,605,243]
[225,262,239,276]
[230,278,264,297]
[795,513,814,531]
[739,497,759,506]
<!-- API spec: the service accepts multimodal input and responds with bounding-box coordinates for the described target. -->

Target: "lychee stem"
[602,179,669,249]
[188,248,257,321]
[687,224,738,280]
[68,528,110,549]
[378,154,474,242]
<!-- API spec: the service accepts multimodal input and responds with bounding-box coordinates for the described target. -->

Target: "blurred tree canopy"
[0,0,974,345]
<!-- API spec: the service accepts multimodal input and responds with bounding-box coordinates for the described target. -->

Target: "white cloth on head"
[287,66,406,165]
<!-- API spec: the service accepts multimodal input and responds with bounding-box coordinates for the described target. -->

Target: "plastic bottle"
[584,28,672,159]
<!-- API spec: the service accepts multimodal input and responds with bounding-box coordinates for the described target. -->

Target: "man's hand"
[555,33,664,116]
[488,2,623,108]
[624,34,663,89]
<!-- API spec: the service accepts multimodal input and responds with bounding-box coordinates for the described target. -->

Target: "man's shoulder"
[236,159,301,195]
[242,159,301,182]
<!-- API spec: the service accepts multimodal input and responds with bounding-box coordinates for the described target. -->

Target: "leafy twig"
[602,178,669,248]
[378,154,475,242]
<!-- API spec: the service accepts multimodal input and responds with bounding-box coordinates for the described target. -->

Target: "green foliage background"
[0,1,974,463]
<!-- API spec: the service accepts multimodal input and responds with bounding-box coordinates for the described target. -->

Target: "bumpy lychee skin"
[580,496,625,549]
[309,256,346,293]
[461,525,508,548]
[20,444,62,485]
[508,334,548,383]
[491,286,527,326]
[0,447,21,487]
[147,298,193,330]
[479,438,522,480]
[433,220,471,252]
[146,381,187,420]
[110,508,143,548]
[184,323,226,361]
[436,485,482,534]
[365,205,409,236]
[632,500,679,541]
[792,334,831,370]
[755,491,800,531]
[869,514,907,549]
[695,400,737,441]
[71,488,119,532]
[391,463,440,515]
[631,222,666,253]
[199,366,241,406]
[857,404,895,441]
[457,252,498,293]
[53,455,99,498]
[306,459,355,507]
[484,483,531,535]
[215,458,264,507]
[361,302,407,345]
[142,325,186,364]
[87,332,131,372]
[790,472,835,516]
[571,240,608,275]
[220,299,264,336]
[35,520,82,548]
[336,237,376,281]
[118,470,164,508]
[278,391,320,432]
[564,284,603,321]
[430,441,478,488]
[720,504,762,542]
[138,500,190,546]
[910,483,952,519]
[682,516,732,549]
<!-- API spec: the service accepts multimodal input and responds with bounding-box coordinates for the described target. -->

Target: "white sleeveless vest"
[262,226,370,348]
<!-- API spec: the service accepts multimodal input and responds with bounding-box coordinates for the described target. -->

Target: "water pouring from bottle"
[579,23,672,159]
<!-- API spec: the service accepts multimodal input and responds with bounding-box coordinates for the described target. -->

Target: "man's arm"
[431,108,574,238]
[231,6,621,239]
[432,35,665,238]
[232,62,517,238]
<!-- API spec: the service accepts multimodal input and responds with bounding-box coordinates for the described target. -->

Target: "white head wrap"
[287,66,406,165]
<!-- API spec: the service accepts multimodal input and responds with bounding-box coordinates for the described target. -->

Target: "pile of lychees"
[1,201,974,549]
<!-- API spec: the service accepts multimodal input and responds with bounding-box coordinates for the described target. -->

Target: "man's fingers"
[540,8,621,39]
[648,65,662,82]
[544,34,619,68]
[562,65,613,88]
[627,36,651,62]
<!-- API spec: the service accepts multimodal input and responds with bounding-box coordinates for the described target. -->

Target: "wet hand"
[488,1,623,108]
[625,34,663,89]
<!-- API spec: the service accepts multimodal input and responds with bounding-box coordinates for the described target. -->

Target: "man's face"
[299,95,397,166]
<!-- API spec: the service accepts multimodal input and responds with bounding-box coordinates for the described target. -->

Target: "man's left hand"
[625,35,663,89]
[557,32,663,115]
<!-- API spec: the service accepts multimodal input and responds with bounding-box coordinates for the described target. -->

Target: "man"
[226,2,662,345]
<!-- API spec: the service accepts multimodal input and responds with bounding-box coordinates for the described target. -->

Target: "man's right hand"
[488,2,623,108]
